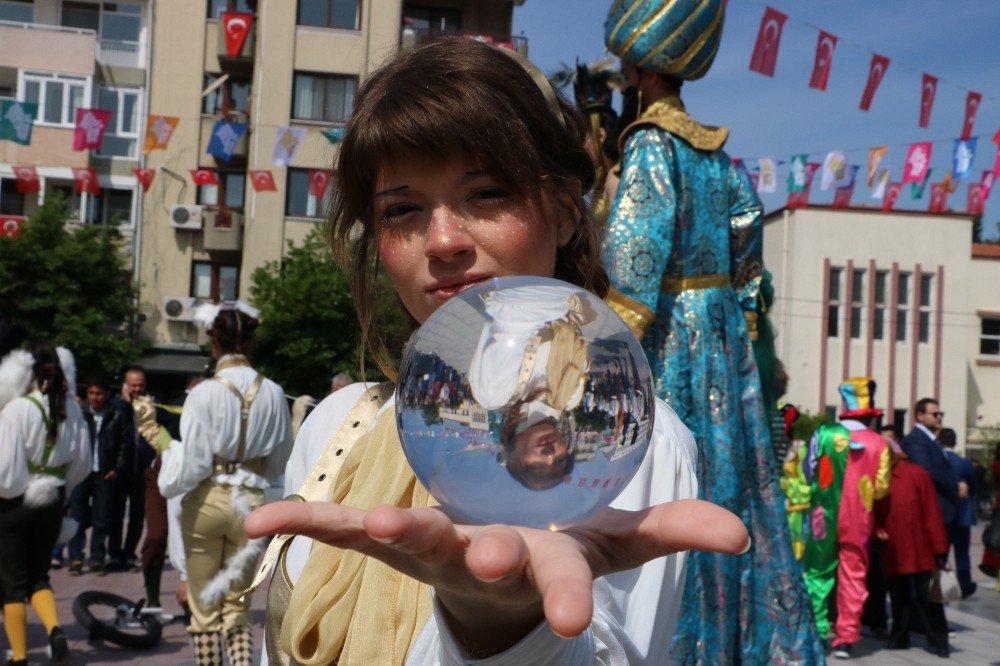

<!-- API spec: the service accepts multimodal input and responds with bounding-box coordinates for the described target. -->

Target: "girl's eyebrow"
[375,185,408,198]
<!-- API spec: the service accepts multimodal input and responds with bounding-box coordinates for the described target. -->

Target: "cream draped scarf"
[281,408,436,665]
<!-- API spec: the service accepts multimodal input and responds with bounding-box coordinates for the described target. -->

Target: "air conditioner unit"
[170,204,204,230]
[162,296,199,322]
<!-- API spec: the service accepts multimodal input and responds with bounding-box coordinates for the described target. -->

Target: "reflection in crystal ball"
[396,276,654,529]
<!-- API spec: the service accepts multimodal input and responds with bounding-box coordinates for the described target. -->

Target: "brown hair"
[210,309,259,355]
[328,37,609,378]
[26,340,66,441]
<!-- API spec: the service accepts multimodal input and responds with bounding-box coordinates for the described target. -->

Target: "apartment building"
[0,0,149,266]
[138,0,525,376]
[763,205,1000,452]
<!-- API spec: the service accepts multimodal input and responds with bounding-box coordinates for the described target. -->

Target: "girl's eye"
[381,203,420,221]
[471,187,509,202]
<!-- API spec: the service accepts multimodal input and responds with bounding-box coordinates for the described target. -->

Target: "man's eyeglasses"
[927,411,944,418]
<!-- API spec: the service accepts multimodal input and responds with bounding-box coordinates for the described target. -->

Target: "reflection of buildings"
[439,398,489,431]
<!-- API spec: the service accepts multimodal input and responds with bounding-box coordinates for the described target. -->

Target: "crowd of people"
[1,1,998,665]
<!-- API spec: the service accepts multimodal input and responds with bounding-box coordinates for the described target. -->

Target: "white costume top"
[271,382,698,665]
[158,364,292,498]
[0,390,90,498]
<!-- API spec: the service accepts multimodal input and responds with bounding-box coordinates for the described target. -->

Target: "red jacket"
[874,460,949,576]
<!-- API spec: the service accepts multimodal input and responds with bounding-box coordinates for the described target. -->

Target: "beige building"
[0,0,149,265]
[137,0,525,376]
[763,205,1000,453]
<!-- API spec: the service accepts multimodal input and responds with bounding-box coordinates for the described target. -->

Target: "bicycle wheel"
[72,590,162,650]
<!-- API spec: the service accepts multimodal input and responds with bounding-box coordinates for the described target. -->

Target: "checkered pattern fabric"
[191,631,223,666]
[224,625,253,666]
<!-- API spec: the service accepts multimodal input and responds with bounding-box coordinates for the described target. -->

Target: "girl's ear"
[548,187,582,248]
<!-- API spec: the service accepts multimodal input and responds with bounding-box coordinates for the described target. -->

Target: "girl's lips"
[426,276,490,298]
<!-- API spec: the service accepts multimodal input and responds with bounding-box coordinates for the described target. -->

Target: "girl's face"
[374,155,576,324]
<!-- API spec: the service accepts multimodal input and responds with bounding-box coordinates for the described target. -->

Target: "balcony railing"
[97,39,141,68]
[401,27,528,57]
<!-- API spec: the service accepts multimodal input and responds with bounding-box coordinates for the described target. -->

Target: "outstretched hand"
[244,499,748,656]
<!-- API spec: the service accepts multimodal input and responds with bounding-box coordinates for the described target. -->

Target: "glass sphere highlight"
[395,276,654,529]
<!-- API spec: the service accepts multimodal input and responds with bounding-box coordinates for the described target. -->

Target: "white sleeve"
[159,384,215,498]
[167,493,186,579]
[61,400,92,493]
[0,401,29,499]
[264,382,294,482]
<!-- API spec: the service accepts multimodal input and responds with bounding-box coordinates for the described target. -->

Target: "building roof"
[763,204,974,224]
[972,243,1000,260]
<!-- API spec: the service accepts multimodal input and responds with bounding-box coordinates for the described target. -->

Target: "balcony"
[400,27,527,57]
[212,17,255,74]
[199,115,250,164]
[203,209,243,251]
[97,39,142,69]
[0,20,96,76]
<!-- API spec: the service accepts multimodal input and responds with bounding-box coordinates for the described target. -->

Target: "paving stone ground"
[10,523,1000,664]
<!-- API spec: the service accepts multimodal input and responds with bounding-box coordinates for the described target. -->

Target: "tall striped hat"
[604,0,725,80]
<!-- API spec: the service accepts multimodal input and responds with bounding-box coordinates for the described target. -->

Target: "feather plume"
[198,486,268,606]
[24,475,62,508]
[0,350,33,410]
[192,302,222,330]
[56,347,76,396]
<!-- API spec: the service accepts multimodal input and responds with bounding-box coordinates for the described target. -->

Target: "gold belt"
[661,274,730,292]
[213,455,267,476]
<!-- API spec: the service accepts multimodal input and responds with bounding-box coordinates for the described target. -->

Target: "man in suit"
[939,427,977,598]
[899,398,965,527]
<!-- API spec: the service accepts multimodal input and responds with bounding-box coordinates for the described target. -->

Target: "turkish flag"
[808,31,837,91]
[832,186,853,210]
[860,54,890,111]
[190,169,220,186]
[961,92,982,141]
[968,183,985,215]
[308,169,331,197]
[787,162,820,208]
[919,74,937,129]
[749,7,786,77]
[882,182,902,212]
[249,170,277,192]
[0,216,26,239]
[72,167,100,195]
[73,108,112,151]
[928,184,948,213]
[13,165,40,193]
[221,12,254,58]
[133,168,155,192]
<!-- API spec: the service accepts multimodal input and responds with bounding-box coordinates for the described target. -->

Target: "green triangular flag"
[321,128,346,144]
[0,100,37,146]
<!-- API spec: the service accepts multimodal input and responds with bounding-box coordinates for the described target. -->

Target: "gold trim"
[635,0,708,69]
[607,0,653,48]
[619,0,682,59]
[215,354,251,372]
[619,96,728,152]
[684,18,724,79]
[661,273,730,292]
[664,3,723,74]
[605,288,654,340]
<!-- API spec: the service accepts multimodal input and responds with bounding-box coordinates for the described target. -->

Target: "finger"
[363,505,464,562]
[465,526,530,583]
[631,499,750,558]
[244,501,368,549]
[529,544,594,638]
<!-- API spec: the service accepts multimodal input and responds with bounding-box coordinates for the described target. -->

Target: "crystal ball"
[396,276,654,529]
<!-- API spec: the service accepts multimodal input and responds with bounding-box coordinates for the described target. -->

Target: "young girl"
[0,341,90,666]
[245,37,748,665]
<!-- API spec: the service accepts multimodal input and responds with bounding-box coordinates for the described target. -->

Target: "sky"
[513,0,1000,239]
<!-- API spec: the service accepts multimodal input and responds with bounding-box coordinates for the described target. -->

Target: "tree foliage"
[249,226,412,399]
[0,192,142,380]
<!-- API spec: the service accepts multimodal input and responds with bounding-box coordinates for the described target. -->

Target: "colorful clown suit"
[781,442,811,561]
[803,423,850,639]
[833,422,891,646]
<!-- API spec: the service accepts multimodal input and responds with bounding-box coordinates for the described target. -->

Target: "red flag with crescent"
[308,169,332,197]
[882,182,902,212]
[860,54,890,111]
[968,183,985,215]
[749,7,787,77]
[919,74,937,129]
[221,12,254,58]
[13,165,40,193]
[72,167,100,194]
[928,183,948,213]
[961,92,981,141]
[133,168,155,192]
[190,169,219,186]
[809,31,837,91]
[0,216,25,239]
[249,170,277,192]
[832,185,853,210]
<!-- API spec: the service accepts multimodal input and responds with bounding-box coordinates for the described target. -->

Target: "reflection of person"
[499,391,574,490]
[602,1,822,662]
[242,37,747,665]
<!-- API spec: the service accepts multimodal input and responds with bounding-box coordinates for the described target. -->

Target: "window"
[850,268,864,339]
[0,178,26,216]
[196,171,246,211]
[85,188,133,225]
[292,72,355,124]
[918,273,933,343]
[285,168,331,218]
[61,1,142,43]
[873,270,888,340]
[96,86,140,158]
[892,409,907,432]
[44,182,83,219]
[0,0,33,22]
[298,0,359,30]
[403,5,461,32]
[826,266,842,338]
[895,272,910,342]
[207,0,253,19]
[202,75,250,116]
[20,72,90,127]
[191,261,239,301]
[982,318,1000,356]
